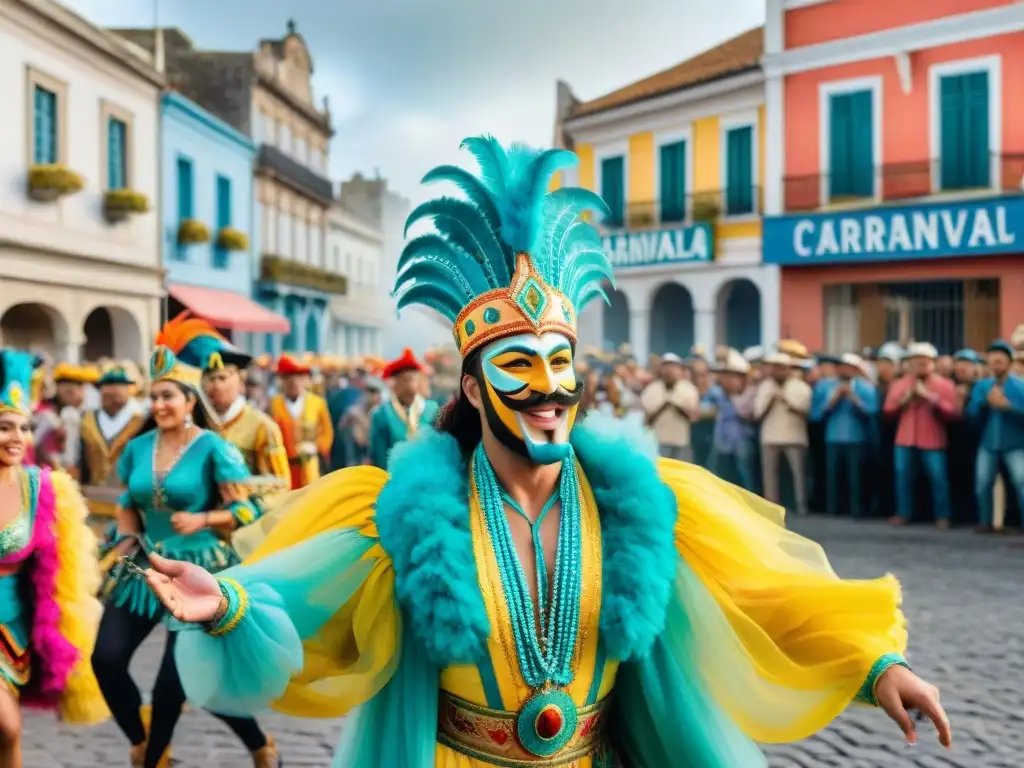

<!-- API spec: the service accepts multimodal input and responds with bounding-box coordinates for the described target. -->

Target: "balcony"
[256,144,334,206]
[783,153,1024,213]
[600,187,764,231]
[260,254,348,295]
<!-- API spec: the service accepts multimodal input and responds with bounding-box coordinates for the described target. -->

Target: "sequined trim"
[0,625,31,690]
[437,691,608,767]
[209,577,248,637]
[856,652,909,705]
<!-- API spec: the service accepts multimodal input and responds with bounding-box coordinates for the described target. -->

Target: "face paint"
[477,332,584,464]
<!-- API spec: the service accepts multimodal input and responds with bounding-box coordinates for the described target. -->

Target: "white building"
[326,202,387,357]
[0,0,164,363]
[338,172,451,356]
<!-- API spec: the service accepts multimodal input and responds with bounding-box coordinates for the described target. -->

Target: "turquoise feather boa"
[373,412,678,668]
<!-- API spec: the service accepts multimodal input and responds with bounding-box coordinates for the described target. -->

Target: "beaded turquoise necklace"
[473,444,584,757]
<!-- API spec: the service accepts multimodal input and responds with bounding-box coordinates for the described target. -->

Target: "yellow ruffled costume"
[176,415,906,768]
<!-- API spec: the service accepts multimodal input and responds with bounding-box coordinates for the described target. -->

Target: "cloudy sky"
[64,0,764,203]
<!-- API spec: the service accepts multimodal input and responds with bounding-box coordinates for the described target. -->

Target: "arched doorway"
[602,287,630,353]
[82,306,143,363]
[0,303,68,357]
[648,283,695,357]
[716,279,762,351]
[305,311,320,354]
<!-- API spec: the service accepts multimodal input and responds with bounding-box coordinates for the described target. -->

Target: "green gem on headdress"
[516,278,548,325]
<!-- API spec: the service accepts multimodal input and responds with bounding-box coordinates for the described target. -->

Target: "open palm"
[144,553,223,623]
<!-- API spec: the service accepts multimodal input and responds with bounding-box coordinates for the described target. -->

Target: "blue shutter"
[659,141,686,223]
[726,126,753,215]
[829,95,852,198]
[965,72,990,188]
[848,91,874,197]
[940,72,989,190]
[176,158,193,220]
[33,86,57,165]
[213,175,232,269]
[601,156,625,227]
[107,118,127,190]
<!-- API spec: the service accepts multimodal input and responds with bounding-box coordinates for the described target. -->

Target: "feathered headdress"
[395,136,613,359]
[0,349,39,416]
[155,312,252,374]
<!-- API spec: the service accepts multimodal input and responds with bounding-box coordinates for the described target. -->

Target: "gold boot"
[252,735,280,768]
[139,705,172,768]
[129,741,147,768]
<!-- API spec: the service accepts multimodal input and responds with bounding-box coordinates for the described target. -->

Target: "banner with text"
[603,222,714,269]
[763,196,1022,266]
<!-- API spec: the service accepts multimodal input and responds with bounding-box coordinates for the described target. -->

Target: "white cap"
[839,352,869,374]
[660,352,686,367]
[877,342,904,363]
[741,346,764,363]
[762,352,792,366]
[905,342,938,360]
[713,348,751,374]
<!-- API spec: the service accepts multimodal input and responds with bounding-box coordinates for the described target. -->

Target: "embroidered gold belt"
[437,691,610,767]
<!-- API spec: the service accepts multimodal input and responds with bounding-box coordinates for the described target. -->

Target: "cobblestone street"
[23,517,1024,767]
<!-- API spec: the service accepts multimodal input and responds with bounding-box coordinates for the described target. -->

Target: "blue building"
[161,91,289,348]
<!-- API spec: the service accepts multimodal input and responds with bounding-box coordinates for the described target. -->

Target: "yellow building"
[554,26,779,361]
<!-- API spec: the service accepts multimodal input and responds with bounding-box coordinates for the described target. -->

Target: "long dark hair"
[435,352,483,457]
[138,382,210,435]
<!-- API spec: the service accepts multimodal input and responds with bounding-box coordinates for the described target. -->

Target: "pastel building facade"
[555,28,780,361]
[161,91,288,349]
[763,0,1024,354]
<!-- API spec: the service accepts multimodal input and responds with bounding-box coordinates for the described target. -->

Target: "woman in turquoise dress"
[91,339,280,768]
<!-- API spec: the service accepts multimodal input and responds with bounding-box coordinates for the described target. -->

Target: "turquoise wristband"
[856,652,909,705]
[205,578,248,637]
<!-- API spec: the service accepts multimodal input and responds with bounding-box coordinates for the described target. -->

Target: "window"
[310,147,323,172]
[265,207,277,254]
[309,224,321,267]
[107,117,128,190]
[213,175,232,269]
[280,124,292,154]
[295,137,308,165]
[659,140,687,223]
[725,126,754,216]
[176,157,193,220]
[295,219,308,264]
[33,85,58,164]
[939,71,990,190]
[278,212,292,258]
[600,156,625,227]
[828,91,873,201]
[332,245,340,272]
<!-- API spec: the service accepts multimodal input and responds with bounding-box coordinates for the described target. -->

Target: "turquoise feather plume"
[395,135,617,327]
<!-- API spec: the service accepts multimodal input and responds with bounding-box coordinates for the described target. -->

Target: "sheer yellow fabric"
[232,467,401,718]
[659,458,907,743]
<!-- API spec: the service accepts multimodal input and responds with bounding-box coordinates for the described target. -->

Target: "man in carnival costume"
[33,362,96,474]
[140,137,950,767]
[268,355,333,489]
[78,363,146,523]
[369,347,439,469]
[157,314,290,490]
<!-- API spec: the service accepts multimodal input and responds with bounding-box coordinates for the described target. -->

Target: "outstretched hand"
[875,665,952,748]
[144,553,223,624]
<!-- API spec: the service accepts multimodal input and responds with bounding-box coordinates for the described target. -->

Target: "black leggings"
[92,602,267,767]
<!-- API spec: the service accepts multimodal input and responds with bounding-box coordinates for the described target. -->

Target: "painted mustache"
[494,380,585,412]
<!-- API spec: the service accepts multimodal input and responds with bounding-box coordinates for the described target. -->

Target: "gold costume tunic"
[212,401,290,485]
[78,409,145,519]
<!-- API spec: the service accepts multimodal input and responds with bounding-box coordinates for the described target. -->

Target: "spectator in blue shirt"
[706,348,757,491]
[810,353,879,518]
[966,340,1024,532]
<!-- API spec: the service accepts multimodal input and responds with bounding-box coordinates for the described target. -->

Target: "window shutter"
[849,91,873,197]
[965,72,990,187]
[727,127,753,214]
[940,76,965,189]
[829,94,852,198]
[659,141,686,222]
[217,176,232,228]
[601,156,625,226]
[177,159,193,220]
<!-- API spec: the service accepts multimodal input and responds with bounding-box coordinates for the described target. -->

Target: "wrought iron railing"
[783,153,1024,212]
[600,187,764,230]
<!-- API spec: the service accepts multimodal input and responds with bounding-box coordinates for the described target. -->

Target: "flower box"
[216,227,250,252]
[177,218,211,245]
[27,164,84,202]
[260,254,348,295]
[103,189,150,223]
[691,194,721,223]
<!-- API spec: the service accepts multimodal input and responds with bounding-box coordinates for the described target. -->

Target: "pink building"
[762,0,1024,354]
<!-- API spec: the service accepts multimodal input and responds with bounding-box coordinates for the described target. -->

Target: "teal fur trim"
[375,429,491,666]
[856,652,909,705]
[374,411,677,668]
[571,412,678,662]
